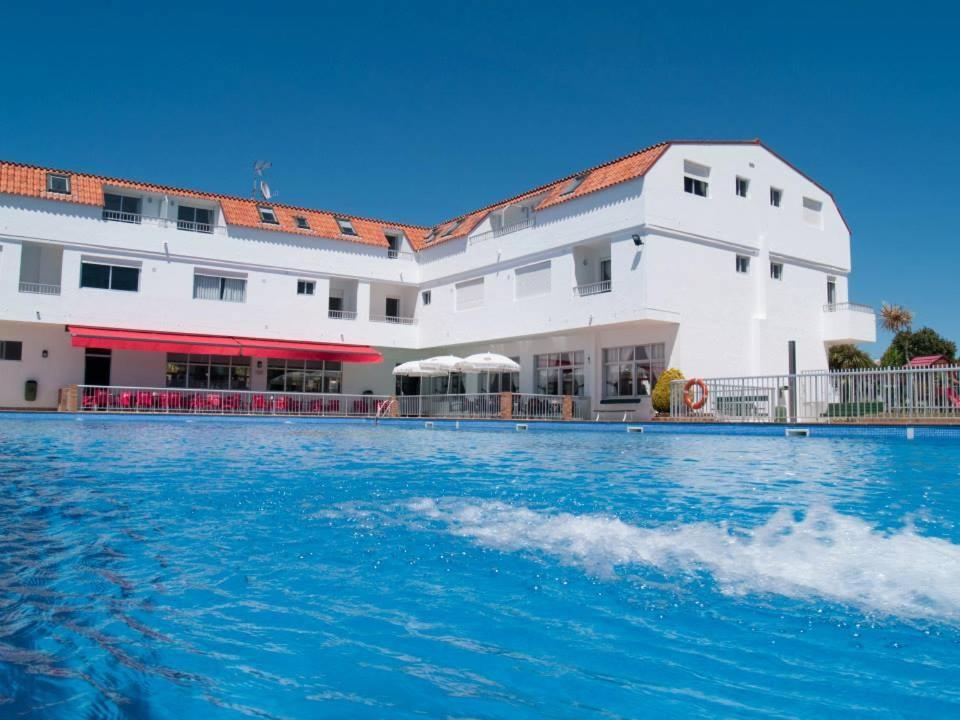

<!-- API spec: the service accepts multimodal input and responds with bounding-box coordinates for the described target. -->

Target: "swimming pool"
[1,416,959,718]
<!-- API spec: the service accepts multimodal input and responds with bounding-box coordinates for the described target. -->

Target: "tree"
[880,303,914,361]
[828,344,874,370]
[880,327,957,367]
[652,368,684,413]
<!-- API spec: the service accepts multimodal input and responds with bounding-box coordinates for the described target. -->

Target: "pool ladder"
[374,398,396,424]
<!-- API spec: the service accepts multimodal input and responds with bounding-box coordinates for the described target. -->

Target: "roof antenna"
[253,161,274,201]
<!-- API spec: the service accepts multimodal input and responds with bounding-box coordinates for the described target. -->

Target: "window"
[258,206,279,225]
[336,217,357,236]
[294,215,310,230]
[602,344,665,399]
[455,277,484,310]
[267,359,342,394]
[684,176,708,197]
[177,205,213,233]
[423,230,437,245]
[736,255,750,274]
[479,357,520,394]
[441,219,463,237]
[46,173,70,194]
[827,277,837,305]
[421,290,432,306]
[600,258,612,283]
[534,352,586,396]
[515,260,551,299]
[560,174,587,196]
[103,193,142,223]
[297,280,315,296]
[770,187,782,207]
[80,261,140,291]
[386,234,401,258]
[193,273,246,303]
[802,197,823,227]
[0,340,23,361]
[770,262,784,281]
[736,176,750,198]
[166,354,250,390]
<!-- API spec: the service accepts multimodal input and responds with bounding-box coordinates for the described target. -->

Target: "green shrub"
[652,368,684,414]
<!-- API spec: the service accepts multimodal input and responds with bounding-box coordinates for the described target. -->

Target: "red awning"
[67,326,382,363]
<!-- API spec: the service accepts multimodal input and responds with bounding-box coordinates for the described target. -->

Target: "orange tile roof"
[0,139,848,250]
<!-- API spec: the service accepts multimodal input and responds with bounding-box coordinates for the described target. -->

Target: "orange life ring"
[683,378,708,410]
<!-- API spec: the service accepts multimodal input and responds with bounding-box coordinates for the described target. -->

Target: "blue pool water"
[1,417,959,718]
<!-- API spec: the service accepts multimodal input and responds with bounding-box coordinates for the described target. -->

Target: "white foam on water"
[408,498,960,621]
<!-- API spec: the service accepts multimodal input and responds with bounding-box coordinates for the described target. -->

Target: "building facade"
[0,140,876,415]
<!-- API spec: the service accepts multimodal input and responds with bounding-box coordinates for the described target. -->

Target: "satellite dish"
[254,160,272,174]
[260,180,272,200]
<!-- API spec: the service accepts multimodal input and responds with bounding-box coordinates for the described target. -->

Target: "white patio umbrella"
[392,360,445,377]
[419,355,464,372]
[457,353,522,373]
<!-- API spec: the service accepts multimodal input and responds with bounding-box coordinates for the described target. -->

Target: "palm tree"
[880,303,914,362]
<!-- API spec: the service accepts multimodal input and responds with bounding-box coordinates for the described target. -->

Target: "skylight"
[294,215,310,230]
[336,217,357,236]
[258,206,279,224]
[442,219,464,237]
[560,174,587,196]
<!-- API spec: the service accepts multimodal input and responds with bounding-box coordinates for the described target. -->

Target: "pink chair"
[325,399,340,414]
[136,391,154,409]
[252,394,268,412]
[274,396,289,413]
[118,392,134,409]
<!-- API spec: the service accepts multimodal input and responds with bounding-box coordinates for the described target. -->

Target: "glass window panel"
[188,363,209,389]
[561,368,573,395]
[604,364,619,398]
[574,350,585,365]
[80,263,110,289]
[104,193,122,211]
[618,364,633,396]
[209,364,230,389]
[323,373,341,393]
[635,345,649,361]
[196,208,212,225]
[559,352,571,366]
[166,362,187,387]
[285,370,304,393]
[304,360,324,370]
[266,367,286,392]
[325,361,341,371]
[573,371,585,397]
[536,355,549,368]
[168,353,188,363]
[231,364,250,390]
[303,370,324,393]
[619,347,634,362]
[110,266,139,291]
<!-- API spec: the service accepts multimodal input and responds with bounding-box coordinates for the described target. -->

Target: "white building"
[0,140,875,415]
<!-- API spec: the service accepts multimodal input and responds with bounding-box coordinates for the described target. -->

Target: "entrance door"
[84,349,111,385]
[385,297,400,322]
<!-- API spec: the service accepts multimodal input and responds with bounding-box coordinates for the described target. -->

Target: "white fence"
[669,365,960,423]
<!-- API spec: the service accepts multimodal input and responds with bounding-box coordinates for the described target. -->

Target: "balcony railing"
[574,280,612,297]
[176,219,214,234]
[18,281,61,295]
[102,209,142,224]
[328,309,358,320]
[469,217,536,245]
[369,314,418,326]
[823,301,874,314]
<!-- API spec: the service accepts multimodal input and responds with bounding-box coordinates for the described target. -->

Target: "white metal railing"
[574,280,612,297]
[176,219,214,234]
[18,281,61,295]
[386,248,415,260]
[76,385,392,417]
[669,365,960,423]
[102,209,142,224]
[369,314,418,326]
[395,393,591,420]
[328,309,358,320]
[823,301,874,314]
[469,217,536,245]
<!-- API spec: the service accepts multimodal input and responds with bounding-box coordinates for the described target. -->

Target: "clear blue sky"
[2,1,956,357]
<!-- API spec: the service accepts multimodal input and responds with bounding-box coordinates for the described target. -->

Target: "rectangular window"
[193,273,247,303]
[770,262,784,280]
[421,290,432,306]
[602,344,665,399]
[258,206,279,224]
[166,353,250,390]
[455,277,484,311]
[80,261,140,292]
[267,359,342,394]
[515,260,552,299]
[533,351,586,397]
[441,220,464,237]
[336,217,357,236]
[103,193,142,223]
[683,160,710,197]
[297,280,315,295]
[0,340,23,361]
[46,173,70,194]
[736,176,749,198]
[803,197,823,227]
[294,215,310,230]
[386,234,401,258]
[736,255,750,274]
[770,187,782,207]
[560,174,587,196]
[827,277,837,305]
[177,205,213,233]
[684,176,708,197]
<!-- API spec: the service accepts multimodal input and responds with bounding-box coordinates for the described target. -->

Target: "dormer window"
[258,206,279,225]
[336,217,357,236]
[46,173,70,194]
[294,215,310,230]
[441,219,463,237]
[386,233,401,259]
[561,174,587,196]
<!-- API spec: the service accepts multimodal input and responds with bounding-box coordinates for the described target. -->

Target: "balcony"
[574,280,612,297]
[19,281,61,296]
[369,314,418,326]
[176,219,213,234]
[102,208,142,224]
[328,309,358,320]
[822,302,877,344]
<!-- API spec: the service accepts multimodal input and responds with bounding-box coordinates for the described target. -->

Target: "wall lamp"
[632,234,643,247]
